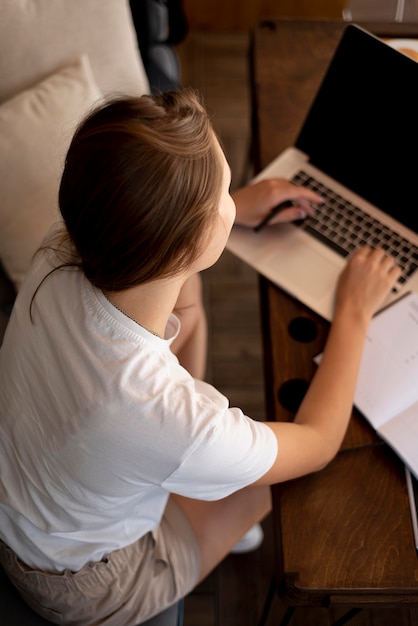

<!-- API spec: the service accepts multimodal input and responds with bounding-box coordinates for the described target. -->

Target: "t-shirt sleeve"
[162,382,278,500]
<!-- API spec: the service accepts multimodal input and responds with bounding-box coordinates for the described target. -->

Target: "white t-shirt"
[0,249,278,572]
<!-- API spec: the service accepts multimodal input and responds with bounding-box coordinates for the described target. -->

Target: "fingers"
[241,179,323,228]
[265,179,322,215]
[336,245,402,319]
[271,206,309,223]
[270,199,318,224]
[279,182,323,207]
[352,245,401,276]
[348,246,402,302]
[295,197,321,214]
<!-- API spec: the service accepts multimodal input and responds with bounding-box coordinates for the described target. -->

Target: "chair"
[129,0,188,93]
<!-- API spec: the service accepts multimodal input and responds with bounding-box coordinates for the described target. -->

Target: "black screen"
[296,24,418,233]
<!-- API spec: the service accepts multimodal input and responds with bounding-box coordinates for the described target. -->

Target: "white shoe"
[230,523,264,554]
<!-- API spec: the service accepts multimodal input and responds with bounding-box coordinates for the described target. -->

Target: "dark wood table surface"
[253,19,418,608]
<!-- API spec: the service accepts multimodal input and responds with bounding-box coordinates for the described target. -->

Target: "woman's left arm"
[232,178,323,228]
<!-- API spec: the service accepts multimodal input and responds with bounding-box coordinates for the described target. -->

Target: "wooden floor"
[176,27,418,626]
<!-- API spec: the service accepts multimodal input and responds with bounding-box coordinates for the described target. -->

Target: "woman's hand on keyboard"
[232,178,322,229]
[335,246,401,321]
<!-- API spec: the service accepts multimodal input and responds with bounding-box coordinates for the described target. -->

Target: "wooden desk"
[252,19,418,625]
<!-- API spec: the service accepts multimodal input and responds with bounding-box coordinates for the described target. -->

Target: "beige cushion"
[0,0,149,290]
[0,0,149,103]
[0,56,102,290]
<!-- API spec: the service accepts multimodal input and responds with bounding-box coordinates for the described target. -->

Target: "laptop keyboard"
[292,170,418,286]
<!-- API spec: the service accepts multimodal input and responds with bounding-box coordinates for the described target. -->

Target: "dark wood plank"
[181,0,345,31]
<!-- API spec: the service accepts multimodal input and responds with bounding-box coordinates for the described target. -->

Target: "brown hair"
[50,88,223,292]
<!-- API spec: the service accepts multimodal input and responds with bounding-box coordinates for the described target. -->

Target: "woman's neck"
[104,275,185,338]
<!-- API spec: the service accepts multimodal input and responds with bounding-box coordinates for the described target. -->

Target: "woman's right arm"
[254,246,401,486]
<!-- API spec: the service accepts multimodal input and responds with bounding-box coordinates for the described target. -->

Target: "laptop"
[227,24,418,321]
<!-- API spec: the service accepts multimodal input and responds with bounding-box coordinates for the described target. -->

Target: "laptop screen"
[295,24,418,234]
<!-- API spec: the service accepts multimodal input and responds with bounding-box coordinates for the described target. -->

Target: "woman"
[0,89,400,625]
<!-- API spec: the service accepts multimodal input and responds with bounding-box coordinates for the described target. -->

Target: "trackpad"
[283,247,338,298]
